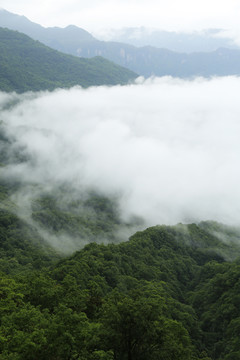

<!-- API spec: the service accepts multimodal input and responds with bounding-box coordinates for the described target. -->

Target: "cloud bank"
[1,76,240,228]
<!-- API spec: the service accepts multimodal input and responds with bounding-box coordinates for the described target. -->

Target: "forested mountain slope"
[1,113,240,358]
[1,218,240,359]
[0,28,137,92]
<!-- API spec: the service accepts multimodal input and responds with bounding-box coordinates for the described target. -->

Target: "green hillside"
[0,28,137,92]
[1,209,240,359]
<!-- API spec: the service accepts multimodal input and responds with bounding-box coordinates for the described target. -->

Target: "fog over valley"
[1,76,240,238]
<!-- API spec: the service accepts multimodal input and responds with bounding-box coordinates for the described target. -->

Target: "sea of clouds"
[1,76,240,228]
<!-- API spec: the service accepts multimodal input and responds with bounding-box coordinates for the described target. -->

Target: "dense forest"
[0,28,137,92]
[1,120,240,359]
[2,207,240,359]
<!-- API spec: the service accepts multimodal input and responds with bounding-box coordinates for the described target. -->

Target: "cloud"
[2,76,240,229]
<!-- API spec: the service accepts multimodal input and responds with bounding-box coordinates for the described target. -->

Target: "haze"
[1,0,240,36]
[2,76,240,227]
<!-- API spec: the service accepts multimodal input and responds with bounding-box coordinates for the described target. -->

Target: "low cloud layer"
[2,76,240,227]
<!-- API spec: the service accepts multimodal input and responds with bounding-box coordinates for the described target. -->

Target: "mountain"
[1,115,240,359]
[0,27,137,92]
[68,44,240,78]
[0,9,95,51]
[2,9,240,78]
[1,207,240,359]
[99,27,239,53]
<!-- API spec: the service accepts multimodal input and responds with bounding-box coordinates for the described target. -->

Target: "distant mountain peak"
[65,24,79,30]
[0,9,95,44]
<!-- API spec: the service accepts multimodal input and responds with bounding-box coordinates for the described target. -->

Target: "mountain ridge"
[2,9,240,77]
[99,27,238,52]
[0,27,137,92]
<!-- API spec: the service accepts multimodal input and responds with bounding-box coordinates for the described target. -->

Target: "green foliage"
[190,260,240,359]
[31,191,125,248]
[0,28,137,93]
[1,172,240,359]
[99,287,192,360]
[0,208,60,274]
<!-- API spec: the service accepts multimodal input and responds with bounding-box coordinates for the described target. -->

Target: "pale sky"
[1,0,240,35]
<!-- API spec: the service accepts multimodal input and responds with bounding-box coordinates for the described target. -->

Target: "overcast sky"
[1,0,240,35]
